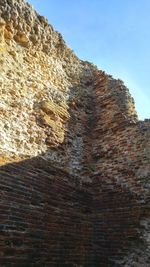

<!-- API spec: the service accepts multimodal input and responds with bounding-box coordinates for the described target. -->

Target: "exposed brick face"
[0,159,142,267]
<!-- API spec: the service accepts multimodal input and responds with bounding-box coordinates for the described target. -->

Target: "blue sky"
[27,0,150,120]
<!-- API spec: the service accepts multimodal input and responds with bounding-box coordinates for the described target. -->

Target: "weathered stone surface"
[0,0,150,266]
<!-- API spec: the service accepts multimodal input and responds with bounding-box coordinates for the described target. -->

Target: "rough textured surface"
[0,0,150,266]
[0,0,95,163]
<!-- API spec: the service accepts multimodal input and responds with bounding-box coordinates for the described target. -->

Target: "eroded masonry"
[0,0,150,266]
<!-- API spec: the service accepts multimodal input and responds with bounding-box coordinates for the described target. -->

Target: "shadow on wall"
[0,155,142,267]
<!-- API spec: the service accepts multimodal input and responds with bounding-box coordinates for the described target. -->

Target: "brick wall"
[0,157,143,267]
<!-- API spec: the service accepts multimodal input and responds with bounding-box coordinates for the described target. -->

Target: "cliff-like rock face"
[0,0,150,266]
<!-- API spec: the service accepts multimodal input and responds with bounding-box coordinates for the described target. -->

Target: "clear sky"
[27,0,150,120]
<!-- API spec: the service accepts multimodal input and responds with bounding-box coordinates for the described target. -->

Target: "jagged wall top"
[0,0,74,58]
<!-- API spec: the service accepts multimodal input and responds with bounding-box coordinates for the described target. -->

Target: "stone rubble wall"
[0,0,95,163]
